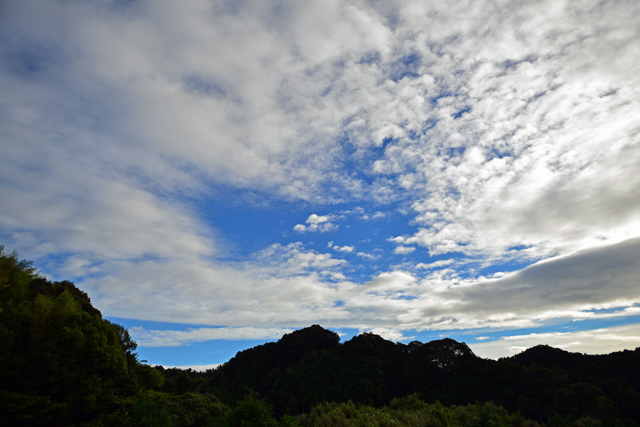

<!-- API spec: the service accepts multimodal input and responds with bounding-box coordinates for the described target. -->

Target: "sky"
[1,0,640,369]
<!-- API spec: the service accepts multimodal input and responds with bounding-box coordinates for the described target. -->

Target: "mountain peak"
[274,324,341,365]
[508,344,591,369]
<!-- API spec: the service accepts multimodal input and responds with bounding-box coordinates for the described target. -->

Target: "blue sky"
[2,0,640,369]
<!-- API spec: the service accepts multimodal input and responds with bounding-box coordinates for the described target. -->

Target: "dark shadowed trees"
[0,247,142,425]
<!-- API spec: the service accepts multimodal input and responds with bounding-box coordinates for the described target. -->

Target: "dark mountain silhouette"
[207,325,341,399]
[200,325,640,424]
[508,344,594,370]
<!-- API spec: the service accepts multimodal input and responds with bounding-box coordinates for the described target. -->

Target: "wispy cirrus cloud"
[416,260,454,270]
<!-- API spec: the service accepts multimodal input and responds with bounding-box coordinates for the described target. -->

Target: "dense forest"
[1,246,639,426]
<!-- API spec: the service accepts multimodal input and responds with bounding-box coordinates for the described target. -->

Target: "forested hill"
[196,325,640,422]
[2,246,640,426]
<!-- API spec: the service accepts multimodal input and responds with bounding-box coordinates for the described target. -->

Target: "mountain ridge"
[187,325,640,421]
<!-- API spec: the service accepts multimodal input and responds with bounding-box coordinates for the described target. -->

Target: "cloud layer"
[78,237,640,336]
[1,0,639,356]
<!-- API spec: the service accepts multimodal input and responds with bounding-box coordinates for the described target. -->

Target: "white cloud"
[400,237,640,331]
[360,271,417,295]
[361,211,387,220]
[252,242,347,276]
[341,207,386,220]
[394,246,416,255]
[0,142,213,272]
[416,259,455,269]
[306,214,329,224]
[470,324,640,359]
[130,326,294,347]
[294,214,338,233]
[383,15,640,261]
[557,341,583,350]
[333,245,355,253]
[5,0,639,265]
[357,252,376,260]
[64,236,640,350]
[83,257,352,326]
[361,328,409,342]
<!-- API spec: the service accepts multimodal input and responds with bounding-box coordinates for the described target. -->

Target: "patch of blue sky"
[453,106,471,119]
[224,193,510,280]
[305,209,411,266]
[139,339,269,367]
[107,316,277,366]
[395,294,418,300]
[487,145,516,160]
[404,128,424,141]
[325,207,411,243]
[339,156,384,185]
[571,314,640,330]
[200,191,310,260]
[374,135,396,154]
[421,118,439,134]
[439,146,466,161]
[387,53,422,82]
[583,304,639,315]
[199,184,435,281]
[331,327,361,343]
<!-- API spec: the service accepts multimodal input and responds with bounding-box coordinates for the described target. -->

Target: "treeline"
[184,326,640,425]
[1,247,639,426]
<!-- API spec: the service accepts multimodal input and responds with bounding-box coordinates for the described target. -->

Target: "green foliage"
[169,392,230,427]
[296,396,541,427]
[163,367,208,394]
[0,247,141,425]
[122,391,173,427]
[215,390,279,427]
